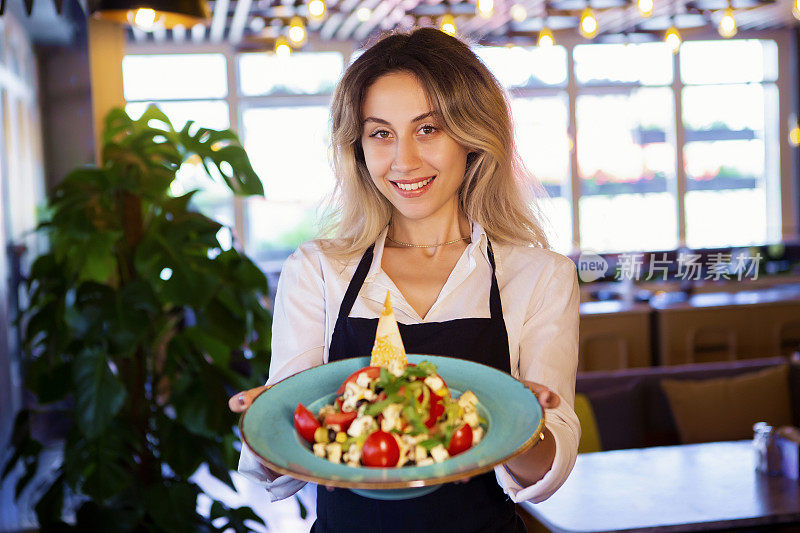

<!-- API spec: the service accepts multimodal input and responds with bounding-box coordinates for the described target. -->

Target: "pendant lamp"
[89,0,210,29]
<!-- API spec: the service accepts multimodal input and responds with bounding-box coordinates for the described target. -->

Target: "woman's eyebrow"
[363,111,437,126]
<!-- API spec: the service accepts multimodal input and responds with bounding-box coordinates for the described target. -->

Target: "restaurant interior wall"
[0,7,50,531]
[123,28,799,281]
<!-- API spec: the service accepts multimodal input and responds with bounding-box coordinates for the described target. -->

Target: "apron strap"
[334,244,375,330]
[486,240,504,321]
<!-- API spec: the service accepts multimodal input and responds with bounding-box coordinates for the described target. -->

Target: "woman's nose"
[390,136,422,173]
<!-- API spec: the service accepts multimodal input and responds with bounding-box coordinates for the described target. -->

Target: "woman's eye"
[369,130,391,139]
[419,125,437,135]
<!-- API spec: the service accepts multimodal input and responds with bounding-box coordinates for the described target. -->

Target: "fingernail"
[238,394,246,406]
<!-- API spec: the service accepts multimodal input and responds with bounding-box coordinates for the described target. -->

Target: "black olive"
[375,386,384,394]
[356,399,368,408]
[328,428,336,441]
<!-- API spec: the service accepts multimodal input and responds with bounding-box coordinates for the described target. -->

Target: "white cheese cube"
[464,410,479,428]
[414,445,428,463]
[430,444,449,463]
[458,391,478,409]
[417,457,434,467]
[347,415,377,437]
[313,443,326,457]
[472,426,484,444]
[325,443,342,464]
[356,371,372,388]
[424,375,444,392]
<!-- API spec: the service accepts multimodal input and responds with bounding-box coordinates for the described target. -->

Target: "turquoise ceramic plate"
[240,354,543,500]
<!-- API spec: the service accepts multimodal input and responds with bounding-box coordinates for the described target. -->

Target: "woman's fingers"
[228,385,270,413]
[521,380,561,409]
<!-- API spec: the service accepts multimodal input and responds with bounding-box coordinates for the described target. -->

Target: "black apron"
[312,239,527,533]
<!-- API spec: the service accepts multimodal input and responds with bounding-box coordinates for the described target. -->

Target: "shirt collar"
[364,220,497,283]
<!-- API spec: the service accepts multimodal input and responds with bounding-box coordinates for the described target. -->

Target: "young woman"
[229,27,580,532]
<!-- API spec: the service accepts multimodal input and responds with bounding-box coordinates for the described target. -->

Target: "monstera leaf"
[3,106,272,531]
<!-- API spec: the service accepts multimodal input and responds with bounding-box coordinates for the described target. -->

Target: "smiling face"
[360,71,469,225]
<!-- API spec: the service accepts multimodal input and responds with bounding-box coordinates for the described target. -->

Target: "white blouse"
[238,222,581,504]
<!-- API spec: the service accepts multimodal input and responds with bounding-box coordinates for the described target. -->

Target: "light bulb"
[790,124,800,146]
[510,4,527,22]
[357,7,372,21]
[308,0,326,20]
[275,36,292,57]
[579,7,598,39]
[538,26,555,47]
[478,0,494,18]
[718,7,737,38]
[288,16,306,45]
[440,14,457,35]
[132,8,157,30]
[665,26,681,54]
[793,0,800,20]
[637,0,654,17]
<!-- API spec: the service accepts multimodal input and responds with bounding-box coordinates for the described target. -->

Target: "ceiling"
[9,0,799,47]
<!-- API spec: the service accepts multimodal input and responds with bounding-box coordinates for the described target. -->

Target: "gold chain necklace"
[386,234,470,248]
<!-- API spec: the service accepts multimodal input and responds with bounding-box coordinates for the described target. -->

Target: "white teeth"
[396,177,433,191]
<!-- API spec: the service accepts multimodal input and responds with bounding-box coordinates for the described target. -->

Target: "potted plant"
[2,106,274,531]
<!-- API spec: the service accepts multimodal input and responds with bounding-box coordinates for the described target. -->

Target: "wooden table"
[522,441,800,533]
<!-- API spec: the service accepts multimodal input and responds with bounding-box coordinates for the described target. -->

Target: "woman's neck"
[387,208,471,248]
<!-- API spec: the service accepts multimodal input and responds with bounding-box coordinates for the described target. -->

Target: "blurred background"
[0,0,798,530]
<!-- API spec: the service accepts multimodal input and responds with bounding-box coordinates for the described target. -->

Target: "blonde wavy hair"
[320,27,551,259]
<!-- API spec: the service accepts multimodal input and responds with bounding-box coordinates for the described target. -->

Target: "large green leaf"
[73,348,127,439]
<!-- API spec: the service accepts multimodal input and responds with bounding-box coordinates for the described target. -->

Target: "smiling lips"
[389,176,436,196]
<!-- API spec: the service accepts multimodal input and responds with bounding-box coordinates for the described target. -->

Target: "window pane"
[238,52,344,96]
[476,45,568,88]
[574,43,673,86]
[576,88,677,252]
[511,95,572,252]
[124,101,234,234]
[242,105,334,259]
[123,54,227,100]
[682,83,777,248]
[680,40,778,85]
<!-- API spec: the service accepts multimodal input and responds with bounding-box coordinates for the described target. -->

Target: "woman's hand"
[228,385,283,480]
[521,380,561,410]
[227,385,270,413]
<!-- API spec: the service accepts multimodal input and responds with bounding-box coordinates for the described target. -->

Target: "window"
[122,54,234,247]
[679,40,780,249]
[121,37,787,268]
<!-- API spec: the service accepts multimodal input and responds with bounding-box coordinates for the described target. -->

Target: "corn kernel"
[336,431,347,443]
[314,427,329,443]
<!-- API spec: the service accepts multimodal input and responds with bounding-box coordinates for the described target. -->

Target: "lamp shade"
[89,0,210,28]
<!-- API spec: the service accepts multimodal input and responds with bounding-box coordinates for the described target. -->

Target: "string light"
[718,6,737,37]
[637,0,654,17]
[132,8,159,30]
[440,14,457,35]
[510,3,527,21]
[664,25,681,54]
[275,36,292,57]
[793,0,800,20]
[288,16,306,45]
[477,0,494,18]
[308,0,326,20]
[579,7,598,39]
[356,7,372,21]
[538,26,555,46]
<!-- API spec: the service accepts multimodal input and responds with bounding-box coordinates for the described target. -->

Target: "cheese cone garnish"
[370,291,407,369]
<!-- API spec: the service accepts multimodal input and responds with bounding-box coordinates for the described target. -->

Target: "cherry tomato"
[361,431,400,467]
[336,366,382,394]
[448,424,473,456]
[424,393,445,429]
[324,410,357,431]
[293,403,320,444]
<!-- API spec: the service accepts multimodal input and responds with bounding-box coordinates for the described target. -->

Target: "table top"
[523,441,800,533]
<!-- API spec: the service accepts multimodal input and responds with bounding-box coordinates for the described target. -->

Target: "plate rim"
[239,354,545,490]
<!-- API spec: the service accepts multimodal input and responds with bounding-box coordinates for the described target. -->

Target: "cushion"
[583,380,645,450]
[574,393,602,453]
[661,364,792,444]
